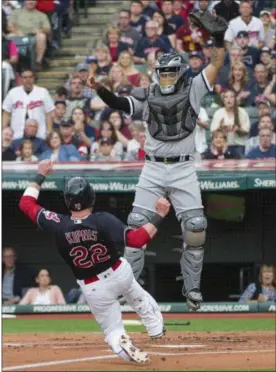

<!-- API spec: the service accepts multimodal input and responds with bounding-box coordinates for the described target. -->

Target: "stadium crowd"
[2,0,276,163]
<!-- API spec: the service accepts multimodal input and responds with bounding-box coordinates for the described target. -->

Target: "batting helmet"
[154,53,188,95]
[64,177,95,212]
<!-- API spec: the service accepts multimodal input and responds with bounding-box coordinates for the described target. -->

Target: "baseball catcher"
[87,12,228,311]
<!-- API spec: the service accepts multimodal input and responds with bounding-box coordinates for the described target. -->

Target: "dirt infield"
[3,330,275,371]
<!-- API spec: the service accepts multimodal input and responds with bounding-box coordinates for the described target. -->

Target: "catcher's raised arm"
[189,11,228,87]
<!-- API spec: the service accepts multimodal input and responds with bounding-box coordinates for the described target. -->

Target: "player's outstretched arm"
[125,198,171,248]
[86,76,131,115]
[189,11,227,86]
[19,160,53,223]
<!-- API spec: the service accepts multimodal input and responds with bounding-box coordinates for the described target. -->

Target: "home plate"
[122,320,143,325]
[151,344,205,348]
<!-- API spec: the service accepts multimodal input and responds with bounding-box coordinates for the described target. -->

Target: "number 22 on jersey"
[70,244,111,269]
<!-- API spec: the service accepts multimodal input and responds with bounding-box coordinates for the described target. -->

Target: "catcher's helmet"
[64,177,95,212]
[154,53,188,95]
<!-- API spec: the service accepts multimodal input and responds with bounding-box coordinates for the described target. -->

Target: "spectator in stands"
[249,64,269,105]
[124,126,147,160]
[201,39,214,65]
[2,69,54,139]
[54,86,68,101]
[239,264,276,303]
[74,64,95,99]
[16,139,38,162]
[139,72,152,88]
[195,107,209,157]
[59,120,88,159]
[20,269,66,305]
[11,119,47,157]
[71,107,98,148]
[2,246,35,304]
[224,0,265,51]
[134,20,172,64]
[91,121,123,159]
[217,47,254,90]
[118,9,141,52]
[260,9,275,49]
[39,130,81,162]
[172,0,193,21]
[126,121,146,153]
[2,127,16,161]
[211,90,250,157]
[152,9,176,48]
[246,128,276,159]
[90,78,112,119]
[105,26,129,63]
[220,61,253,106]
[185,51,204,79]
[65,66,96,100]
[7,0,51,70]
[176,16,209,53]
[213,0,240,22]
[91,138,121,161]
[2,34,18,98]
[142,0,156,19]
[117,51,140,87]
[85,56,99,80]
[65,76,89,118]
[94,43,113,77]
[161,0,184,31]
[2,31,18,67]
[249,100,272,137]
[106,109,133,146]
[260,47,272,72]
[263,72,276,107]
[203,130,238,159]
[234,31,260,70]
[52,100,66,129]
[246,114,275,154]
[107,65,130,92]
[130,0,147,35]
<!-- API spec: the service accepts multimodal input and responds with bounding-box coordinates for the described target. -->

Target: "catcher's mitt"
[189,11,228,38]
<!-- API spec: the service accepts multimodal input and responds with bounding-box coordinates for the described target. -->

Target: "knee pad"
[127,206,157,228]
[180,210,207,248]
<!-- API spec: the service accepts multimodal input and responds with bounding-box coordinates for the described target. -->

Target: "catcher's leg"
[125,207,162,280]
[124,161,166,280]
[167,164,206,311]
[179,208,207,311]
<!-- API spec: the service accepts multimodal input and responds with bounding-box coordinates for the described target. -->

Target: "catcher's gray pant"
[124,160,206,298]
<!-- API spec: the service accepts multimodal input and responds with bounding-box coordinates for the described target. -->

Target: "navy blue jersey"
[36,210,129,280]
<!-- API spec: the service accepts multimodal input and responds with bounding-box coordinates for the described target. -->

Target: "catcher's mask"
[154,53,188,95]
[64,177,95,212]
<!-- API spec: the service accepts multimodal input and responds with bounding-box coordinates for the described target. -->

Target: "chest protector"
[147,79,197,142]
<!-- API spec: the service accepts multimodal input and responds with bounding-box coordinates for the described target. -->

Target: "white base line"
[3,349,275,371]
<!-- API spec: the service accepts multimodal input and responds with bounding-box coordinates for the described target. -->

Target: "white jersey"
[3,85,55,139]
[127,70,212,157]
[224,16,265,48]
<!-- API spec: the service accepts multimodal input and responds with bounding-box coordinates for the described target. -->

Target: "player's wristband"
[151,214,163,229]
[34,174,45,186]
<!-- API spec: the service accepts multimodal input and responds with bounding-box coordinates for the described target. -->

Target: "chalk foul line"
[2,349,275,371]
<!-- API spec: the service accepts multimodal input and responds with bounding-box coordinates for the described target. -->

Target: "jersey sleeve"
[189,71,213,115]
[36,208,62,233]
[19,191,62,234]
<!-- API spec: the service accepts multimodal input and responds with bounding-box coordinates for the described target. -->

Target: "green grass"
[3,318,275,333]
